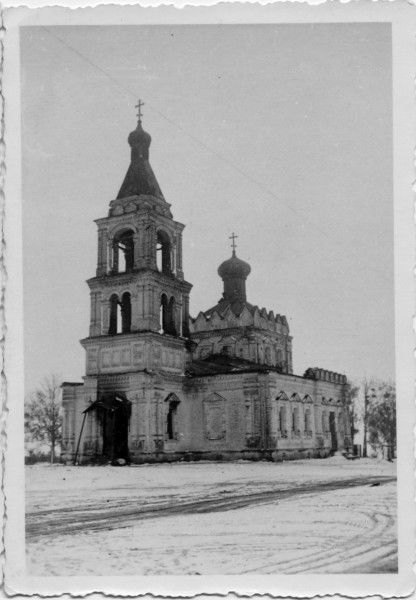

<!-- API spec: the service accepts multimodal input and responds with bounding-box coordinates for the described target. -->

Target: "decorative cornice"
[87,270,192,292]
[303,367,346,385]
[81,331,188,350]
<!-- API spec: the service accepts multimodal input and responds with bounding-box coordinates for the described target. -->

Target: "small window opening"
[116,303,123,333]
[165,396,180,440]
[121,292,131,333]
[167,297,176,335]
[108,294,119,335]
[112,230,134,274]
[156,230,172,274]
[159,294,177,336]
[160,294,168,334]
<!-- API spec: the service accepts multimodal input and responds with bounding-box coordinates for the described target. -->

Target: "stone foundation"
[68,447,332,465]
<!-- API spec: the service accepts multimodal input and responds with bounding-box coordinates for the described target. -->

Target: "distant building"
[62,111,351,464]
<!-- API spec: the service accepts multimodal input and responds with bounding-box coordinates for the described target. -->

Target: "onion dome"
[218,252,251,280]
[218,240,251,305]
[128,121,152,161]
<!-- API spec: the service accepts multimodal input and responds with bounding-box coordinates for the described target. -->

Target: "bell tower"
[81,104,192,376]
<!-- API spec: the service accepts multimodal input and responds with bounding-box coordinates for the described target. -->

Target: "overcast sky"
[20,23,393,393]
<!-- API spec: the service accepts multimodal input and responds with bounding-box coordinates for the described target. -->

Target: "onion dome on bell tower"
[117,99,164,200]
[218,233,251,305]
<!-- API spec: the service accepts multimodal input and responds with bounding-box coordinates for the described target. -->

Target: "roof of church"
[186,353,283,377]
[195,242,287,326]
[203,297,256,319]
[117,119,164,200]
[201,297,288,325]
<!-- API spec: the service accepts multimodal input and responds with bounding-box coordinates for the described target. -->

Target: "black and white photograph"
[4,2,415,597]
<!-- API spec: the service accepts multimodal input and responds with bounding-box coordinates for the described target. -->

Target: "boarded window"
[245,397,260,437]
[292,406,300,431]
[304,408,312,431]
[279,405,287,432]
[203,394,226,440]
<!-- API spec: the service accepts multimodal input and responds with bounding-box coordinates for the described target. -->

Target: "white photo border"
[4,2,415,596]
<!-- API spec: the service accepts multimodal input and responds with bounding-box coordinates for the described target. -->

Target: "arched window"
[292,406,299,432]
[265,347,272,365]
[160,294,177,336]
[156,230,172,274]
[165,394,180,440]
[160,293,168,334]
[304,408,312,432]
[121,292,131,333]
[279,405,287,433]
[167,297,176,335]
[108,294,119,335]
[276,349,283,365]
[112,229,135,273]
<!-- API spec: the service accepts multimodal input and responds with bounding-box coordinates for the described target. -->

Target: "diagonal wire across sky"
[39,24,382,300]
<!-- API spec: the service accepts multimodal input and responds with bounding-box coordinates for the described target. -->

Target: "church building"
[62,106,352,464]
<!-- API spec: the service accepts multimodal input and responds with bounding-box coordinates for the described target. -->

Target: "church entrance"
[329,411,338,453]
[85,394,131,464]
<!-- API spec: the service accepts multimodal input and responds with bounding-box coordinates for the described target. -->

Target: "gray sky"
[20,23,393,393]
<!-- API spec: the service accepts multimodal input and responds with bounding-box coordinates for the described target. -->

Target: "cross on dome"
[229,232,238,256]
[135,99,145,123]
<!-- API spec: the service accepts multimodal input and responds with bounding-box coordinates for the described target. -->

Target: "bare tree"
[361,377,379,458]
[24,375,63,464]
[344,381,360,447]
[367,381,396,460]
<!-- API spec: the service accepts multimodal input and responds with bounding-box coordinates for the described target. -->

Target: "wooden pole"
[74,412,87,466]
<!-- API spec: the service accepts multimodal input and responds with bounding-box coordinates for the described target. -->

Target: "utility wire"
[36,26,381,378]
[40,25,379,295]
[41,26,340,244]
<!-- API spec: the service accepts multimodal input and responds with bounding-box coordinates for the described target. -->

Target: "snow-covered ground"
[26,457,397,575]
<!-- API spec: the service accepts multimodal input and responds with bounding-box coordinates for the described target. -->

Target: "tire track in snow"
[26,475,395,541]
[235,498,396,574]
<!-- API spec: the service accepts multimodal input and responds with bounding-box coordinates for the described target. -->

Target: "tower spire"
[116,102,164,200]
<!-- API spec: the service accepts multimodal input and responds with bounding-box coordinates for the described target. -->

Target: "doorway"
[90,395,131,464]
[329,411,338,453]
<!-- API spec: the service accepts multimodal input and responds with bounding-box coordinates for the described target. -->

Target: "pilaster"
[176,231,183,280]
[96,227,108,276]
[89,291,102,336]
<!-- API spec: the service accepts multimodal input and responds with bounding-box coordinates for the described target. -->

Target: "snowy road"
[26,458,397,575]
[26,475,395,540]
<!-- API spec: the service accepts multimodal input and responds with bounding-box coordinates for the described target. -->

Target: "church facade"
[61,111,352,465]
